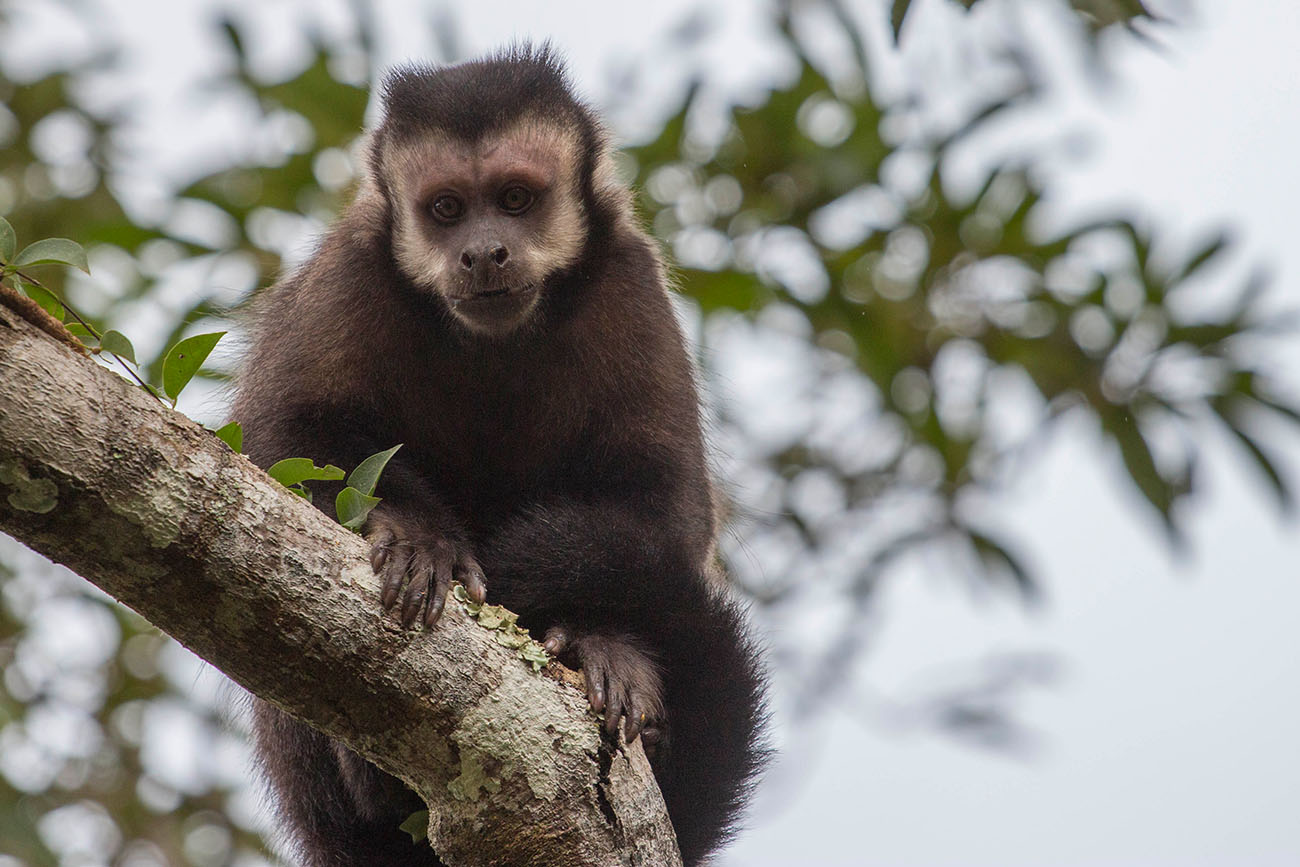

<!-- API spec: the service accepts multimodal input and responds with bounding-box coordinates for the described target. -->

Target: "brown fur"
[234,46,766,867]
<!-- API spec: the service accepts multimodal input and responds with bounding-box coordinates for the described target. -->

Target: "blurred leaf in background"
[891,0,1165,42]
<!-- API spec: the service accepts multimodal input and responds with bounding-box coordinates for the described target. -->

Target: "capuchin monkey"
[233,45,767,867]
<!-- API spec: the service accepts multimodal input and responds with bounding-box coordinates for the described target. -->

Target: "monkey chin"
[444,284,541,337]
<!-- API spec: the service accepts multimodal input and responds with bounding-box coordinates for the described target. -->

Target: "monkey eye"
[430,195,463,222]
[498,185,535,215]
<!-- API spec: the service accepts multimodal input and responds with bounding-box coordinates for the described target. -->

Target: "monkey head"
[370,50,604,337]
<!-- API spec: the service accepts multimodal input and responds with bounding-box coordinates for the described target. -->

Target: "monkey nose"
[459,245,509,273]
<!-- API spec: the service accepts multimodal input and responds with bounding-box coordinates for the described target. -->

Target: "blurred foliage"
[891,0,1165,41]
[0,66,172,322]
[631,10,1296,607]
[0,0,1296,862]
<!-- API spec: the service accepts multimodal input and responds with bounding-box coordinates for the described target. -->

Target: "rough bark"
[0,302,684,866]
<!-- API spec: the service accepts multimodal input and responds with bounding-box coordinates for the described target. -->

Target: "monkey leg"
[541,627,667,750]
[467,499,768,865]
[251,701,444,867]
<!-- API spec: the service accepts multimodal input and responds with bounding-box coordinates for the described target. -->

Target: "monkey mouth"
[447,282,536,306]
[446,283,540,335]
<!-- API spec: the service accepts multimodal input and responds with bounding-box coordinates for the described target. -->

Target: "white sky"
[5,1,1300,865]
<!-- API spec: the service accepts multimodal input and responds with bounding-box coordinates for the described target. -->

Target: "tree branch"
[0,302,683,866]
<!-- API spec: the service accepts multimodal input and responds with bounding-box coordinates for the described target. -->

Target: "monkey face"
[384,118,588,337]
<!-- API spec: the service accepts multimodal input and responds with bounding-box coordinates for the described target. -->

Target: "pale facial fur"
[382,116,589,300]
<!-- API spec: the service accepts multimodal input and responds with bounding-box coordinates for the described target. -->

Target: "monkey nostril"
[491,246,509,267]
[460,252,475,271]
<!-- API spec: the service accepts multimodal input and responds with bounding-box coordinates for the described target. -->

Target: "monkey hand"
[366,510,487,628]
[542,628,666,753]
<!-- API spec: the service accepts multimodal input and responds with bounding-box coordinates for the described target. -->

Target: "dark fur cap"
[377,43,596,145]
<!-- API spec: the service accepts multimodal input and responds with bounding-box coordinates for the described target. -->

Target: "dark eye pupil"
[432,196,461,219]
[502,187,531,212]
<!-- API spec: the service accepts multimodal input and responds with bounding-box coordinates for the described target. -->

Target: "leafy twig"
[12,267,161,399]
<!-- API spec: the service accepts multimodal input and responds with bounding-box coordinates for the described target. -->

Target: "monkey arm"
[236,398,486,626]
[469,412,719,631]
[478,497,707,631]
[476,494,717,737]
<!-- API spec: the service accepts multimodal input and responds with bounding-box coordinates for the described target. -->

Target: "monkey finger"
[624,706,647,744]
[379,547,414,611]
[640,726,663,761]
[583,656,607,714]
[604,683,626,738]
[400,563,432,628]
[368,528,396,574]
[541,625,571,656]
[455,553,488,604]
[422,555,455,627]
[422,584,447,627]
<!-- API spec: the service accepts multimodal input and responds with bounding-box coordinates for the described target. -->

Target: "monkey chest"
[403,388,592,521]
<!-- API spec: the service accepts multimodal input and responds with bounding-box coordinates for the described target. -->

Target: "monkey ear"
[360,131,384,184]
[355,132,396,215]
[379,62,439,114]
[592,149,634,216]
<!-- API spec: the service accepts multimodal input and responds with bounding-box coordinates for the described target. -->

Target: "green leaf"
[682,269,762,313]
[399,810,429,843]
[65,322,93,338]
[1069,0,1159,28]
[1103,412,1181,539]
[0,217,14,262]
[162,331,225,403]
[20,283,64,321]
[1211,400,1292,512]
[267,458,345,487]
[213,422,243,453]
[1168,233,1229,288]
[99,329,136,363]
[13,238,89,273]
[288,484,312,503]
[218,16,247,61]
[336,486,382,531]
[1227,424,1291,512]
[968,530,1038,602]
[347,444,403,497]
[890,0,912,41]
